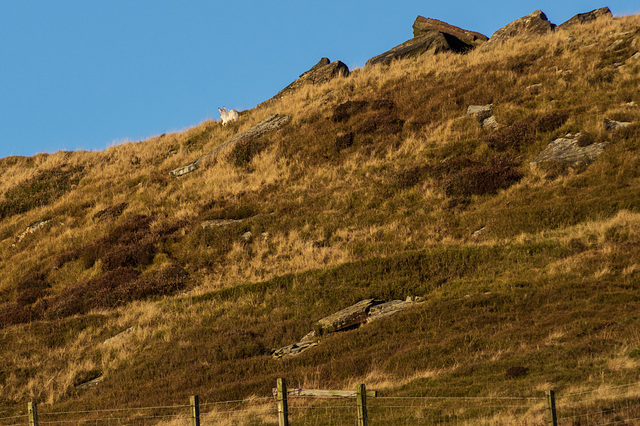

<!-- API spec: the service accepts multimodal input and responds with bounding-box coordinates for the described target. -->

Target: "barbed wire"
[0,414,28,421]
[42,403,190,416]
[558,381,640,399]
[375,395,542,401]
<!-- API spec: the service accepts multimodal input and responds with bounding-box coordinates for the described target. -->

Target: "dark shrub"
[577,132,596,147]
[506,366,529,379]
[396,165,431,190]
[93,203,127,223]
[356,112,405,135]
[0,303,35,327]
[335,132,354,151]
[228,137,269,169]
[535,111,569,133]
[125,264,189,301]
[443,157,523,196]
[333,100,369,122]
[483,121,536,151]
[102,242,157,270]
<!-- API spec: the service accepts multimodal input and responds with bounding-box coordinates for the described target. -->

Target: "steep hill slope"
[1,12,640,424]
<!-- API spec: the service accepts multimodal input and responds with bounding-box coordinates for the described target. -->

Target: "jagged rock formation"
[489,10,556,44]
[530,133,608,168]
[467,105,499,129]
[413,16,488,45]
[559,7,612,30]
[267,58,349,103]
[273,297,424,359]
[366,17,485,67]
[169,114,290,177]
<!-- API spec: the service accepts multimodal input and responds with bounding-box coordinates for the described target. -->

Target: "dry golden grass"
[1,13,640,425]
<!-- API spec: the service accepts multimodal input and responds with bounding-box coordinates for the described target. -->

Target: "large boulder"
[270,57,349,101]
[489,10,556,44]
[413,16,488,45]
[530,133,608,168]
[558,7,612,30]
[366,30,471,67]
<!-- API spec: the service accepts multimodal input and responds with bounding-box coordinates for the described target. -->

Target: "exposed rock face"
[558,7,612,30]
[530,133,608,168]
[14,220,49,246]
[604,118,632,131]
[169,114,290,177]
[413,16,488,45]
[270,58,349,101]
[489,10,556,44]
[467,105,493,121]
[272,297,424,359]
[366,30,472,67]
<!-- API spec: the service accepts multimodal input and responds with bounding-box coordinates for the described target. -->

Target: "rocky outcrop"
[413,16,488,45]
[489,10,556,44]
[558,7,612,30]
[272,297,424,359]
[169,114,290,177]
[467,105,499,129]
[268,58,349,102]
[604,118,632,131]
[13,220,49,246]
[530,133,608,168]
[366,30,472,67]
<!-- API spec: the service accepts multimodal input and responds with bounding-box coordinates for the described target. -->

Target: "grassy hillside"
[1,14,640,424]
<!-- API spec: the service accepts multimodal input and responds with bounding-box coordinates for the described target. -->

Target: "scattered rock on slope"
[488,10,556,44]
[267,57,349,102]
[604,118,632,131]
[530,133,608,169]
[272,297,424,359]
[558,7,612,30]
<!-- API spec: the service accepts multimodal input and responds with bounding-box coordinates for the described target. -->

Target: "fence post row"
[546,390,558,426]
[277,377,289,426]
[190,395,200,426]
[28,402,38,426]
[356,383,368,426]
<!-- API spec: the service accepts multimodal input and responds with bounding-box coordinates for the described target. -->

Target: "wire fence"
[3,380,640,425]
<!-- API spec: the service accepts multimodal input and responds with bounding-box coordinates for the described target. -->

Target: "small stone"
[467,105,493,121]
[241,231,253,242]
[482,116,499,129]
[604,118,632,131]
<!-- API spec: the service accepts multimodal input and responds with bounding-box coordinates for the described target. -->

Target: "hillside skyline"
[1,1,639,159]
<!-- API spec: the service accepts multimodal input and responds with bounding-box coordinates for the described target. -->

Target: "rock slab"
[412,16,488,45]
[366,30,472,67]
[268,58,349,102]
[489,10,556,44]
[558,7,612,30]
[530,134,608,168]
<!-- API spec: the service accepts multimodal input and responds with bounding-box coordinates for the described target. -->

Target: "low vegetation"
[1,14,640,423]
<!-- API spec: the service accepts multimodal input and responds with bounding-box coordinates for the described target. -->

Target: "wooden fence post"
[546,390,558,426]
[190,395,200,426]
[356,383,368,426]
[28,402,38,426]
[277,378,289,426]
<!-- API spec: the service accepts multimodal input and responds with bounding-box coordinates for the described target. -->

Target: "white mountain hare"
[218,106,239,125]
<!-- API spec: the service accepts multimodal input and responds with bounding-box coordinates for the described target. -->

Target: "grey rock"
[268,58,349,102]
[412,16,488,45]
[366,30,472,67]
[14,220,49,246]
[368,300,415,321]
[558,7,612,30]
[489,10,556,44]
[482,116,500,129]
[467,105,493,121]
[200,219,243,229]
[530,134,608,168]
[604,118,632,131]
[241,231,253,242]
[316,299,379,333]
[272,341,319,359]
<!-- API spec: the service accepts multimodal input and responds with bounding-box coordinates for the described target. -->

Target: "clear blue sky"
[1,1,638,159]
